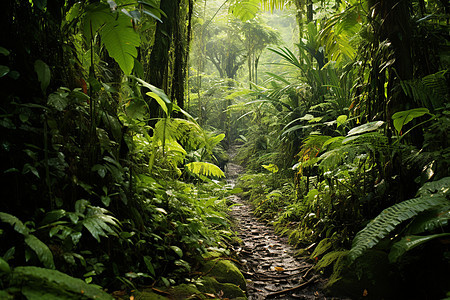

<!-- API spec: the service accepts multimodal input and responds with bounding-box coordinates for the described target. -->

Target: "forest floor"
[225,148,343,300]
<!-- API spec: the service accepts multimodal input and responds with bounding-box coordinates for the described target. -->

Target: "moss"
[201,259,247,292]
[133,290,168,300]
[197,276,246,299]
[168,284,206,300]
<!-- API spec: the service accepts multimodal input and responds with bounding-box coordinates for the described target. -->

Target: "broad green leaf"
[0,257,11,273]
[347,121,384,136]
[13,266,113,299]
[101,15,140,75]
[131,76,173,116]
[262,164,279,173]
[0,65,9,77]
[388,233,450,262]
[34,60,51,94]
[47,93,69,111]
[146,92,168,116]
[206,216,228,226]
[230,0,260,21]
[41,209,66,225]
[24,234,55,269]
[143,256,155,276]
[336,115,348,128]
[392,108,429,133]
[185,162,225,178]
[82,3,115,42]
[170,245,183,258]
[0,212,29,235]
[0,47,10,56]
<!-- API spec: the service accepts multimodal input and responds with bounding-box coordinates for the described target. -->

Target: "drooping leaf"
[262,164,279,173]
[0,65,10,78]
[0,257,11,274]
[24,234,55,269]
[12,266,113,299]
[392,108,429,133]
[347,121,384,136]
[143,256,155,277]
[0,47,10,56]
[34,60,51,94]
[0,212,29,235]
[101,15,140,75]
[230,0,260,22]
[388,233,450,262]
[131,76,173,116]
[170,245,183,258]
[185,162,225,178]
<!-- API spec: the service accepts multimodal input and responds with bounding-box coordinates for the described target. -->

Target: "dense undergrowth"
[0,1,242,299]
[1,0,450,299]
[229,1,450,298]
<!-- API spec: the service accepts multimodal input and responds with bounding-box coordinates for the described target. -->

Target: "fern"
[11,266,113,299]
[348,177,450,262]
[315,250,349,270]
[310,238,333,260]
[185,162,225,178]
[81,206,119,243]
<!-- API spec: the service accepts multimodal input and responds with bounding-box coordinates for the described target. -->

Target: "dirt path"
[225,155,338,300]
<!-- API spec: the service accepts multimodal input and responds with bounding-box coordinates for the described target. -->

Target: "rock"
[201,257,247,292]
[197,276,246,299]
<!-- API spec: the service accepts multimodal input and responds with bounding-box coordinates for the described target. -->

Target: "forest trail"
[225,148,338,300]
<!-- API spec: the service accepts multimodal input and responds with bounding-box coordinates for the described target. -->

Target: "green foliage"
[349,177,450,262]
[7,266,113,299]
[186,162,225,178]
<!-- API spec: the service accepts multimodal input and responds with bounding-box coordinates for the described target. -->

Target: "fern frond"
[185,162,225,178]
[348,178,449,262]
[82,206,119,242]
[310,238,333,260]
[315,250,349,270]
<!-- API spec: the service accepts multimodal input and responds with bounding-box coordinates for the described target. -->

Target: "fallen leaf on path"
[274,266,284,271]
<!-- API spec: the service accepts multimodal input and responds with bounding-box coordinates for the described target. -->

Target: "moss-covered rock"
[201,258,247,292]
[197,276,246,299]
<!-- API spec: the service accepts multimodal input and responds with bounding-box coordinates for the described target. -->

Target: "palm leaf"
[185,162,225,178]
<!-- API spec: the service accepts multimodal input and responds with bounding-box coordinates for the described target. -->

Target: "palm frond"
[186,162,225,178]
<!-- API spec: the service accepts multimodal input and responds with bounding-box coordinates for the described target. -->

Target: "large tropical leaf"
[392,108,429,134]
[230,0,260,22]
[101,14,140,75]
[186,162,225,178]
[24,234,55,269]
[12,266,113,299]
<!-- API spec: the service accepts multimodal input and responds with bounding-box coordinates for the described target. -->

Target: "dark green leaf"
[24,234,55,269]
[347,121,384,136]
[170,245,183,258]
[0,65,10,77]
[47,93,69,111]
[0,47,10,56]
[388,233,450,262]
[392,108,429,133]
[34,60,51,94]
[143,256,155,276]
